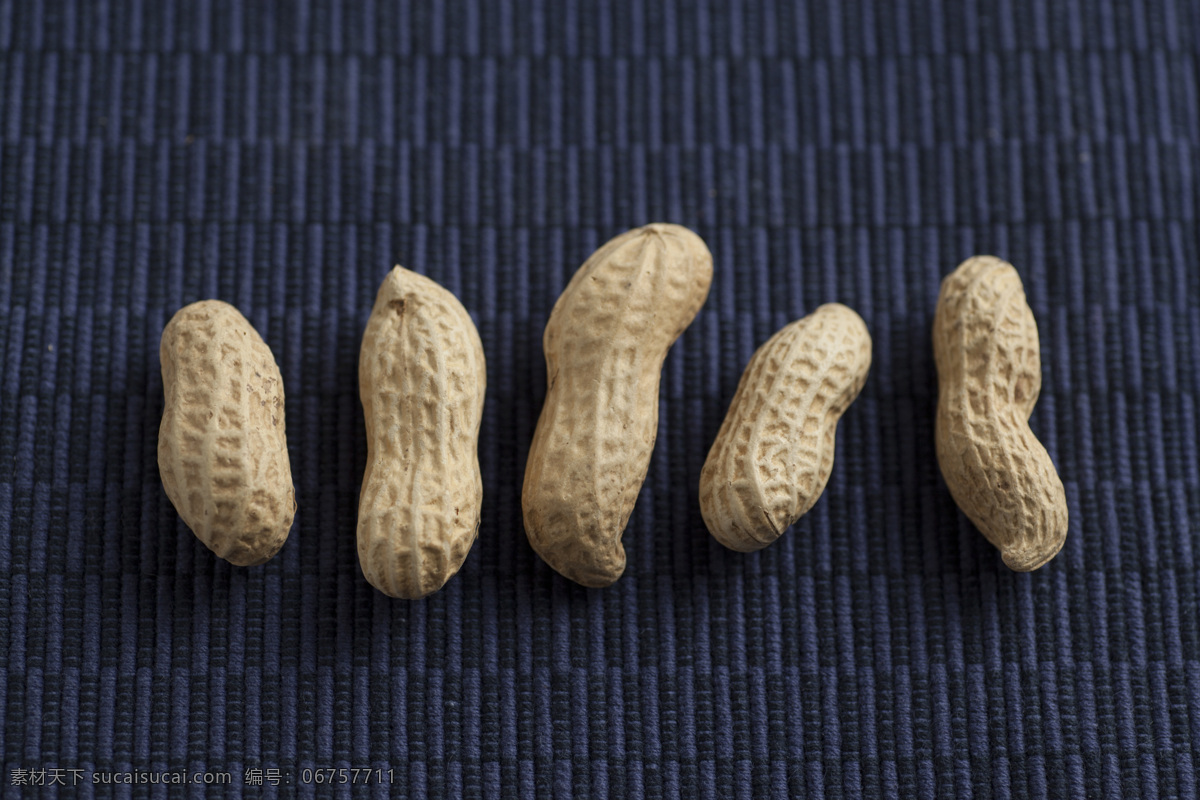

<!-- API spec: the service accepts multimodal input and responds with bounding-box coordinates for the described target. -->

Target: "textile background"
[2,1,1200,797]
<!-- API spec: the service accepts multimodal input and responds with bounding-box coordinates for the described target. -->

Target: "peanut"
[158,300,295,566]
[933,256,1068,571]
[357,266,486,599]
[522,223,713,587]
[699,304,872,551]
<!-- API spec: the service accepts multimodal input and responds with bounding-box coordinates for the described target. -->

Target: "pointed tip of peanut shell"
[1001,538,1065,572]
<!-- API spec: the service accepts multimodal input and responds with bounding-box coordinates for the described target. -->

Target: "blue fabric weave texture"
[3,1,1200,797]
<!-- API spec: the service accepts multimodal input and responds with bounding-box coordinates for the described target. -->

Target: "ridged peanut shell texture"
[933,256,1068,571]
[358,267,486,599]
[158,300,296,566]
[700,304,872,552]
[523,224,713,587]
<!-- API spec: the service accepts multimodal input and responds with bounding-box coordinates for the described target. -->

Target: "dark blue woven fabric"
[3,0,1200,797]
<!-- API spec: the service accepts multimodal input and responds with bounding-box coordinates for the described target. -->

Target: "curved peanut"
[523,223,713,587]
[357,266,486,599]
[933,256,1068,571]
[158,300,295,566]
[700,304,872,551]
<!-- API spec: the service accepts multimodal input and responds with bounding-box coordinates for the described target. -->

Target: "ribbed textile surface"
[3,0,1200,797]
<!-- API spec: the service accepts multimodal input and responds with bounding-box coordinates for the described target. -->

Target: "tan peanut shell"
[699,304,872,552]
[357,266,486,599]
[523,223,713,587]
[933,256,1068,571]
[158,300,296,566]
